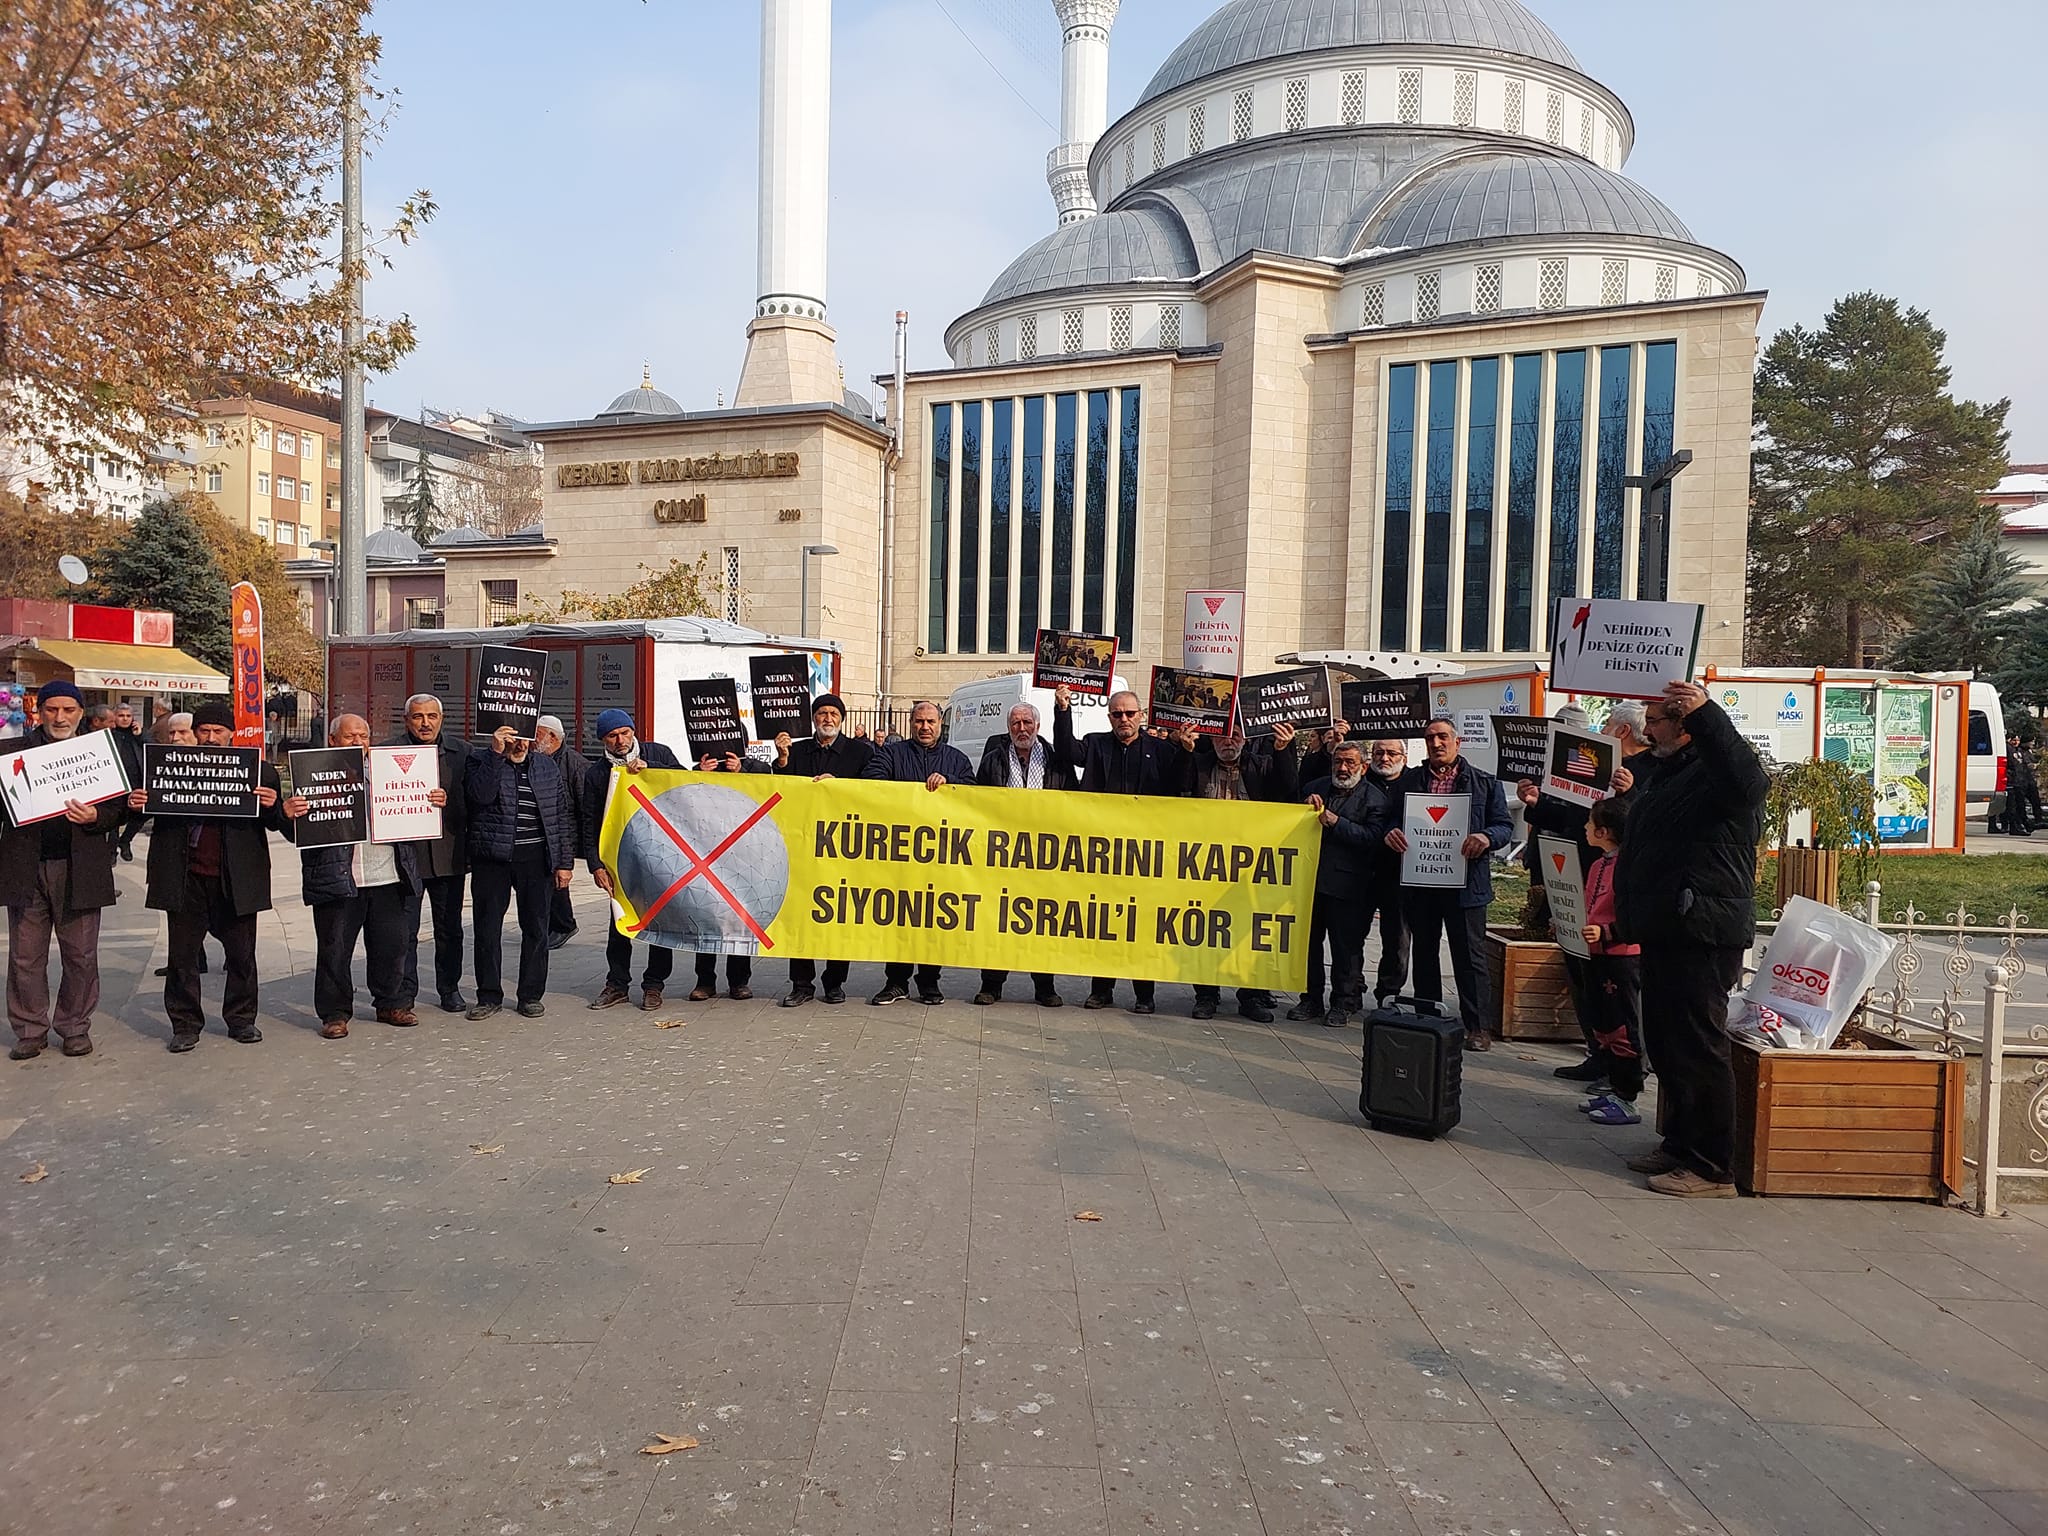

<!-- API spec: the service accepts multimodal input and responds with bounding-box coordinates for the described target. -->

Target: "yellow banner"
[596,770,1322,990]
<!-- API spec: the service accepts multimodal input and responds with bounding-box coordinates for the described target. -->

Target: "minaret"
[735,0,842,408]
[1046,0,1120,226]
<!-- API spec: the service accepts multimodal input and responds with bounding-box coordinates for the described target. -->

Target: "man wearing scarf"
[584,708,684,1011]
[387,694,465,1013]
[972,702,1075,1007]
[1184,725,1299,1022]
[1294,740,1383,1030]
[773,693,872,1006]
[860,700,975,1005]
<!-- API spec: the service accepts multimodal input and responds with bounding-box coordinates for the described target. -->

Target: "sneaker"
[641,988,664,1011]
[1625,1148,1682,1175]
[971,992,999,1007]
[516,1001,546,1018]
[870,985,908,1007]
[1647,1167,1736,1198]
[465,1002,502,1021]
[1553,1057,1607,1081]
[1238,1001,1276,1024]
[822,987,846,1005]
[1464,1030,1492,1053]
[1286,1001,1326,1022]
[780,988,816,1009]
[588,984,631,1010]
[917,988,944,1006]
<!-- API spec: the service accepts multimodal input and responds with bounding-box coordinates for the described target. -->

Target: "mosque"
[441,0,1760,707]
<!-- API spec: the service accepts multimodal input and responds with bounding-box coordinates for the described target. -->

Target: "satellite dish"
[58,555,89,586]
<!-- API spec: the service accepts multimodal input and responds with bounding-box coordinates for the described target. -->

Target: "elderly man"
[2,682,126,1060]
[533,715,583,950]
[466,724,576,1020]
[108,704,146,862]
[136,699,304,1052]
[1054,684,1195,1015]
[1615,682,1769,1197]
[1383,717,1513,1051]
[1186,725,1297,1023]
[774,693,874,1007]
[585,707,685,1011]
[388,694,464,1012]
[861,700,975,1005]
[974,701,1076,1008]
[1294,739,1383,1031]
[688,748,768,1001]
[291,714,420,1039]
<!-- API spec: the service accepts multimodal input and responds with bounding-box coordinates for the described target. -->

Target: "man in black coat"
[2,681,126,1060]
[585,707,685,1011]
[109,702,146,861]
[1294,739,1385,1031]
[466,725,577,1020]
[1054,685,1195,1015]
[861,700,976,1005]
[1185,725,1298,1023]
[137,699,304,1051]
[534,715,583,948]
[1614,681,1769,1198]
[388,694,465,1012]
[773,693,873,1006]
[974,701,1075,1008]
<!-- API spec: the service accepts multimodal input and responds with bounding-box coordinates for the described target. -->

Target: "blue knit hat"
[594,708,635,737]
[35,680,83,706]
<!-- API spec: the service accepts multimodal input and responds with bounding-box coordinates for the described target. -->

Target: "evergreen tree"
[88,498,233,670]
[1887,522,2032,673]
[1747,293,2010,666]
[1990,609,2048,715]
[396,439,441,546]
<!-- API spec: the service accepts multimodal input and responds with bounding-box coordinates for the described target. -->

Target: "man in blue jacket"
[584,708,685,1011]
[465,725,576,1020]
[1381,716,1513,1051]
[861,700,975,1005]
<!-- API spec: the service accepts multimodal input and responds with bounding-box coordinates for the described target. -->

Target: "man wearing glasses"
[1381,718,1513,1050]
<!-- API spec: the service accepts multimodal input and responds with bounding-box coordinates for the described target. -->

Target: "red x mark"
[624,782,782,949]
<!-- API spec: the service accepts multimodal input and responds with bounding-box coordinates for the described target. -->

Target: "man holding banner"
[389,695,466,1014]
[973,702,1074,1008]
[861,701,975,1005]
[586,708,684,1011]
[773,693,872,1007]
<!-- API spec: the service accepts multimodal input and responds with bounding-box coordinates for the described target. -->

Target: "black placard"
[1148,665,1238,737]
[1236,666,1335,738]
[748,654,813,740]
[1338,678,1432,737]
[287,747,369,847]
[679,678,748,762]
[474,645,547,740]
[1492,714,1553,783]
[1032,628,1119,697]
[144,744,260,819]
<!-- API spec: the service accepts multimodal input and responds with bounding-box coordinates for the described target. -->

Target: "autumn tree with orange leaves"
[0,1,431,490]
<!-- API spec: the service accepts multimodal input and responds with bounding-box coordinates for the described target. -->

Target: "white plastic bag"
[1736,895,1897,1051]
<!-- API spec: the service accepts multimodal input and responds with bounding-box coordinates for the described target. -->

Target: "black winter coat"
[1053,709,1189,796]
[581,740,683,868]
[466,749,576,871]
[1301,774,1388,895]
[861,737,975,785]
[0,729,125,912]
[144,764,288,917]
[1187,738,1296,802]
[382,732,470,880]
[779,733,875,780]
[976,739,1078,791]
[1613,700,1768,951]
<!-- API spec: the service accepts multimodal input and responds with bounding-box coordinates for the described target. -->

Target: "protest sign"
[1401,794,1469,889]
[1181,591,1245,674]
[0,729,131,827]
[1542,721,1618,807]
[747,654,813,740]
[367,745,443,843]
[287,747,368,848]
[1339,678,1432,738]
[1148,666,1238,737]
[474,645,548,739]
[1236,666,1335,737]
[1549,598,1704,699]
[1492,714,1552,783]
[230,582,266,750]
[1537,835,1591,959]
[680,678,748,761]
[145,744,260,818]
[1032,629,1119,696]
[1455,710,1494,753]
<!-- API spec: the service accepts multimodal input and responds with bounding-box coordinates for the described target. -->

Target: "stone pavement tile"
[1695,1364,1879,1428]
[1305,1307,1489,1423]
[1168,1220,1295,1290]
[1366,1419,1574,1536]
[1067,1204,1185,1288]
[1059,1172,1166,1227]
[959,1340,1095,1467]
[1943,1300,2048,1371]
[968,1183,1076,1291]
[248,1387,418,1510]
[965,1284,1084,1347]
[486,1253,650,1343]
[312,1290,501,1392]
[1781,1418,2038,1534]
[1664,1249,1898,1370]
[629,1457,809,1535]
[1797,1360,2048,1492]
[740,1238,866,1306]
[6,1356,288,1481]
[1184,1276,1327,1361]
[954,1463,1110,1536]
[1982,1490,2048,1535]
[1260,1220,1412,1315]
[1212,1354,1424,1535]
[1230,1162,1349,1223]
[794,1389,959,1536]
[1856,1249,2024,1302]
[973,1117,1064,1183]
[1051,1094,1146,1176]
[1080,1282,1221,1409]
[1093,1402,1265,1536]
[496,1419,666,1535]
[1500,1415,1727,1536]
[407,1339,589,1453]
[1517,1134,1671,1200]
[1506,1187,1685,1275]
[830,1284,966,1395]
[1596,1271,1805,1369]
[650,1173,796,1247]
[332,1441,529,1533]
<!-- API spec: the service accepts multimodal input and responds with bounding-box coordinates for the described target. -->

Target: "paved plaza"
[5,864,2048,1536]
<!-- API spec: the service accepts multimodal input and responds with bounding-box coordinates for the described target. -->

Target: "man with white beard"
[773,693,874,1006]
[2,682,126,1060]
[973,701,1074,1007]
[1186,726,1296,1022]
[1293,740,1382,1030]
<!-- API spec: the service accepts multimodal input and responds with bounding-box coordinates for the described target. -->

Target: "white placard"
[1550,598,1704,700]
[1541,721,1619,808]
[366,744,444,844]
[1401,794,1469,889]
[0,730,131,827]
[1181,590,1245,675]
[1537,834,1591,959]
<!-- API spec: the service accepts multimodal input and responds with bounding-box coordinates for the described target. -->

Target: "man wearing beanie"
[387,694,466,1013]
[584,707,684,1011]
[2,681,127,1060]
[134,698,306,1051]
[771,692,871,1006]
[860,700,975,1005]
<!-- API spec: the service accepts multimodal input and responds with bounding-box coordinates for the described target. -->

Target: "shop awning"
[27,638,228,695]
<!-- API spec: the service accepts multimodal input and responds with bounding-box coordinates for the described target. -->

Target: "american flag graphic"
[1564,742,1601,781]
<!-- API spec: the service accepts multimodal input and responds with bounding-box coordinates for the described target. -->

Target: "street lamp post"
[799,543,839,637]
[1625,449,1692,602]
[308,541,340,637]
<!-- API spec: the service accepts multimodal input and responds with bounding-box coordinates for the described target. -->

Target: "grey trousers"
[7,860,103,1045]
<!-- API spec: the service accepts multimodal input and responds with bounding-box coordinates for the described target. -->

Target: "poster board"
[1542,722,1618,808]
[366,745,443,844]
[0,730,132,828]
[1236,666,1335,738]
[287,747,368,848]
[1032,629,1119,697]
[1549,598,1704,699]
[1492,715,1552,783]
[1401,794,1469,888]
[144,744,260,819]
[1340,678,1433,738]
[1875,685,1935,847]
[679,678,748,761]
[747,654,814,740]
[474,645,548,739]
[1181,591,1245,675]
[230,581,266,751]
[1537,835,1591,959]
[1148,666,1238,737]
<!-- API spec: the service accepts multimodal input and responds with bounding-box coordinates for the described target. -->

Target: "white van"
[1967,678,2008,815]
[944,671,1125,764]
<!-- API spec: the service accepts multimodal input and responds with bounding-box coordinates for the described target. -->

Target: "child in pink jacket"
[1577,796,1644,1125]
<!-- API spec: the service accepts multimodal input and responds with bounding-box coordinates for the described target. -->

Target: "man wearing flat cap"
[771,692,872,1006]
[584,706,685,1011]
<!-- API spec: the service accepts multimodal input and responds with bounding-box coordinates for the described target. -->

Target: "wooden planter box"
[1732,1038,1965,1200]
[1483,930,1582,1043]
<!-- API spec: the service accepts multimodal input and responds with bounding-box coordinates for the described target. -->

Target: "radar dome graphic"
[615,781,789,950]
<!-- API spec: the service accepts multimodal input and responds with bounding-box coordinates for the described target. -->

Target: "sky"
[363,0,2048,451]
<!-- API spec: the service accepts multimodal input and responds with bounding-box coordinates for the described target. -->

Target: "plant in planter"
[1762,758,1880,909]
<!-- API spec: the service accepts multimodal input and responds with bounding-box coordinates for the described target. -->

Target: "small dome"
[1362,151,1695,251]
[1140,0,1579,108]
[362,527,424,561]
[599,364,684,419]
[980,208,1199,308]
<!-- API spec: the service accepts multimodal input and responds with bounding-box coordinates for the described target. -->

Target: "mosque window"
[723,549,741,625]
[1416,270,1441,324]
[1124,138,1134,187]
[1539,258,1568,310]
[1359,282,1386,329]
[1454,72,1477,128]
[1158,304,1182,349]
[1419,360,1458,651]
[958,402,983,651]
[1605,123,1617,165]
[1580,104,1595,157]
[1285,77,1309,133]
[1398,70,1422,125]
[1504,78,1525,135]
[928,405,951,651]
[1696,272,1714,298]
[1475,263,1503,314]
[1188,102,1206,155]
[990,399,1013,646]
[1342,71,1365,125]
[1115,390,1140,646]
[1062,308,1085,354]
[1639,341,1679,598]
[1463,355,1501,650]
[985,325,1001,365]
[1019,396,1044,647]
[1548,350,1588,630]
[1655,265,1677,302]
[1232,88,1254,142]
[1504,353,1544,650]
[1379,364,1418,649]
[1546,90,1564,144]
[1109,305,1133,351]
[1083,390,1112,631]
[1050,394,1077,627]
[1020,314,1039,360]
[1592,346,1634,597]
[1602,259,1628,305]
[1150,120,1165,171]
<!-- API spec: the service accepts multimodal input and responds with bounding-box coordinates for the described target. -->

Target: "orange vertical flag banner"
[230,582,266,750]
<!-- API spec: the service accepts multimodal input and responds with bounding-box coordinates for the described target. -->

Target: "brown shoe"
[1647,1168,1738,1198]
[319,1020,350,1040]
[376,1008,417,1028]
[588,984,631,1010]
[687,986,715,1002]
[60,1036,93,1057]
[728,985,753,1001]
[1464,1029,1493,1052]
[641,988,664,1011]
